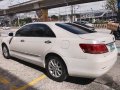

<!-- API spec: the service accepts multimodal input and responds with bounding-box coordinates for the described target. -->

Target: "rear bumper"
[64,50,118,78]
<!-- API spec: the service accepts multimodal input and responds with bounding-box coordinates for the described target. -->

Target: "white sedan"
[1,22,118,82]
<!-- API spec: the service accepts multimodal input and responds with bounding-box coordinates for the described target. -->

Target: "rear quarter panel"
[42,38,89,65]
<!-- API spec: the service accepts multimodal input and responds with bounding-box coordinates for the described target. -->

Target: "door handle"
[21,40,25,42]
[45,40,51,44]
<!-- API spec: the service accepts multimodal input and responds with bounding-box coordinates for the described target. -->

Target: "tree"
[106,0,118,13]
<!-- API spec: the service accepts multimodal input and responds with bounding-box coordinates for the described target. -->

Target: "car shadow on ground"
[11,57,46,74]
[99,74,120,90]
[65,77,95,85]
[0,67,38,90]
[11,57,95,85]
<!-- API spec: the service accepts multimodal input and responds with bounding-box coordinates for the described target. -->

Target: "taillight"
[80,44,108,54]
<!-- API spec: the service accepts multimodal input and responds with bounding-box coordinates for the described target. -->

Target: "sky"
[48,1,106,16]
[0,0,106,16]
[0,0,30,9]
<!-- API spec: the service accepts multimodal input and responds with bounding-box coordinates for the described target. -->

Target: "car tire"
[46,56,68,82]
[2,45,10,59]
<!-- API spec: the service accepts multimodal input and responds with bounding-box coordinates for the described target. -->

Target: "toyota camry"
[1,22,118,82]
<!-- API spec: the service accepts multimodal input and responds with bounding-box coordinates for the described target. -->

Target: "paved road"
[0,28,120,90]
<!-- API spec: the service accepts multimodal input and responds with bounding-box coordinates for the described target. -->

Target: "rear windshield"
[56,23,96,34]
[74,22,93,28]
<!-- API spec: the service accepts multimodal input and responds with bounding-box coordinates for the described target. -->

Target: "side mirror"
[9,33,13,36]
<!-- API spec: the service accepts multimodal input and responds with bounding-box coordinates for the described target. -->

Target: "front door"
[10,24,56,65]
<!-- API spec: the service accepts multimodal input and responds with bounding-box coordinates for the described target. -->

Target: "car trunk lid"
[79,33,116,54]
[79,33,115,44]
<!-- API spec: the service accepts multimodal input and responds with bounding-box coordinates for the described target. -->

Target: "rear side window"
[74,22,92,28]
[56,23,95,34]
[30,24,56,37]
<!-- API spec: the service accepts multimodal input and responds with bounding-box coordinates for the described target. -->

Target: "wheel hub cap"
[48,59,62,78]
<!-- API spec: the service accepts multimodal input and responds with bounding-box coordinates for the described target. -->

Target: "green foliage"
[12,17,32,26]
[94,20,108,24]
[106,0,118,13]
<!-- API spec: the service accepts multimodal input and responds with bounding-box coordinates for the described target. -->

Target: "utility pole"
[91,8,95,23]
[64,0,70,22]
[59,8,60,21]
[71,5,74,22]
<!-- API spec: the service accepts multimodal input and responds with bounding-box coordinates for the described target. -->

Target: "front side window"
[15,25,32,37]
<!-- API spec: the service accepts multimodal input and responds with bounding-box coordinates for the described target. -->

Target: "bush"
[94,20,108,24]
[12,17,32,26]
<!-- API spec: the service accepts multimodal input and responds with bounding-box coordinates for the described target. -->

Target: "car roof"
[19,22,65,30]
[17,22,76,38]
[27,22,64,25]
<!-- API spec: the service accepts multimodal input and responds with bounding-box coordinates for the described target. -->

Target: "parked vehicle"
[2,27,11,30]
[112,31,120,40]
[107,22,120,40]
[74,21,95,30]
[112,26,120,40]
[1,22,118,82]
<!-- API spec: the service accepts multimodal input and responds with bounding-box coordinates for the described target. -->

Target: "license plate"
[107,43,115,52]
